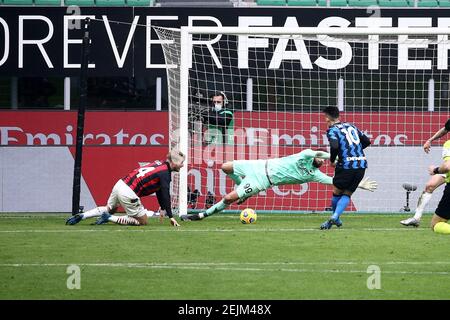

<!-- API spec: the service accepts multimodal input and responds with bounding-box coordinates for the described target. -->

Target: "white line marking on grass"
[0,262,448,275]
[0,227,429,234]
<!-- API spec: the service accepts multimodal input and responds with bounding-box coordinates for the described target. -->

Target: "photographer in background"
[203,91,234,145]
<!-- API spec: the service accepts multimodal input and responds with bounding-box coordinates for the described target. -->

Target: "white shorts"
[107,179,147,218]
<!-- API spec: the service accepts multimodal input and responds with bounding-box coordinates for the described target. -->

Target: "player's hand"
[358,177,377,192]
[159,209,166,224]
[424,140,432,154]
[170,218,180,227]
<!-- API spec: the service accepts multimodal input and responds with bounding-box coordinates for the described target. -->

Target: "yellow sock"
[434,222,450,234]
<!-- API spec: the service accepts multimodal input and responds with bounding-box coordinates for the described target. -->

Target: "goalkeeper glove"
[358,177,377,192]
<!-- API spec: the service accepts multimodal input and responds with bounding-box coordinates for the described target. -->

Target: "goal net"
[155,26,450,216]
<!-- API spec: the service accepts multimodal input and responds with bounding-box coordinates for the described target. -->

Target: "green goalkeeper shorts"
[233,160,272,199]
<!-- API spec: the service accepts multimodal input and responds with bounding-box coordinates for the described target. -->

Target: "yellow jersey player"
[428,140,450,234]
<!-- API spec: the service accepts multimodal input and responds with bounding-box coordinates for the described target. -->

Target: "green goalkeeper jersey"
[267,149,332,186]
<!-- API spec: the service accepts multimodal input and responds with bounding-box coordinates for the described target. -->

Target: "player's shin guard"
[82,206,108,219]
[331,195,351,221]
[204,199,228,217]
[227,173,242,186]
[109,215,140,226]
[414,192,432,221]
[331,194,342,213]
[433,222,450,234]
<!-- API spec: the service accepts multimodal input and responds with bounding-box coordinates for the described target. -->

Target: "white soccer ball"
[240,208,257,224]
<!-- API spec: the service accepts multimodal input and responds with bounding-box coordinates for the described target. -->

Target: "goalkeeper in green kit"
[181,149,377,221]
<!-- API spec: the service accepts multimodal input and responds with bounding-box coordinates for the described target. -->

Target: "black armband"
[433,167,440,174]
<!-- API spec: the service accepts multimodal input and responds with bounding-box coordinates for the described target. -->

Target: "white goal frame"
[176,26,450,217]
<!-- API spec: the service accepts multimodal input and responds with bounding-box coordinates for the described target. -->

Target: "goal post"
[156,25,450,217]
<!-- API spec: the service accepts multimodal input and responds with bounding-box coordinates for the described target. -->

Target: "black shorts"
[333,167,366,193]
[435,183,450,220]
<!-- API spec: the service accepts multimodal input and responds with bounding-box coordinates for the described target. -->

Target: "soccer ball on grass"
[240,208,257,224]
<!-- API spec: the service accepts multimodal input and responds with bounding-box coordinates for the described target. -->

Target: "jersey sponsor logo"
[346,156,367,161]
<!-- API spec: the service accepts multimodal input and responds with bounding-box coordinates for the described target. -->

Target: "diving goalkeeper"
[180,149,377,221]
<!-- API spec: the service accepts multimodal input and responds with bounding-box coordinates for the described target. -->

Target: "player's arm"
[424,119,450,153]
[429,159,450,175]
[359,132,371,149]
[328,135,339,164]
[313,170,333,185]
[301,149,330,160]
[156,173,180,227]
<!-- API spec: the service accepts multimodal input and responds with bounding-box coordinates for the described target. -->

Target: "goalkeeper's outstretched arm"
[302,149,330,159]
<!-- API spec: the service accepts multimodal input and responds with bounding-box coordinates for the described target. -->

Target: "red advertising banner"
[1,111,449,212]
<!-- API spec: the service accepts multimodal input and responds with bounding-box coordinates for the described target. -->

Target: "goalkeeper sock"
[331,195,350,221]
[331,194,342,213]
[82,206,108,219]
[433,222,450,234]
[228,173,242,186]
[204,199,228,217]
[109,215,140,226]
[414,192,432,221]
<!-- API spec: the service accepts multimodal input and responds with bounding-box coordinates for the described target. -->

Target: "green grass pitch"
[0,213,449,300]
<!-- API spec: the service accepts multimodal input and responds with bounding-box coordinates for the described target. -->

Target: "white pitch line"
[2,261,449,266]
[0,227,428,234]
[0,263,448,275]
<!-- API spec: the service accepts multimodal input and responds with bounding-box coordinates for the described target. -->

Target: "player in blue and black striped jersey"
[320,106,371,230]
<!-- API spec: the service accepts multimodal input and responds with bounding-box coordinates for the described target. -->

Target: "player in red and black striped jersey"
[66,150,185,227]
[122,160,174,208]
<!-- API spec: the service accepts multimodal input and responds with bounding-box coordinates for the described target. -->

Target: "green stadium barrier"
[34,0,61,5]
[287,0,317,5]
[417,0,438,6]
[330,0,348,6]
[439,0,450,6]
[65,0,95,5]
[256,0,286,5]
[126,0,153,5]
[378,0,411,6]
[348,0,377,5]
[96,0,126,5]
[3,0,33,4]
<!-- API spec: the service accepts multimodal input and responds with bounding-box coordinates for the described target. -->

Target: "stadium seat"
[127,0,154,5]
[2,0,33,4]
[439,0,450,6]
[34,0,62,4]
[287,0,317,5]
[378,0,411,6]
[330,0,347,6]
[256,0,286,5]
[348,0,377,5]
[417,0,438,6]
[65,0,95,5]
[96,0,126,5]
[317,0,327,5]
